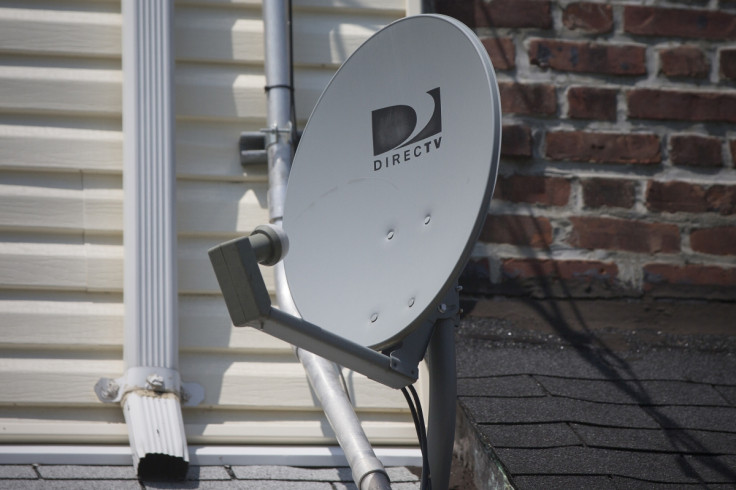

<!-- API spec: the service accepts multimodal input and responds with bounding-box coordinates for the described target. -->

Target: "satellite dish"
[283,14,501,349]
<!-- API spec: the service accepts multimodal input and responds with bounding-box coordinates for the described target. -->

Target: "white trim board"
[0,445,422,467]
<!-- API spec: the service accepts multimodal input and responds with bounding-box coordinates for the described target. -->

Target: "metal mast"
[260,2,391,488]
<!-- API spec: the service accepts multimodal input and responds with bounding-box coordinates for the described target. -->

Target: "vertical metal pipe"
[426,317,457,490]
[261,2,390,489]
[262,0,292,223]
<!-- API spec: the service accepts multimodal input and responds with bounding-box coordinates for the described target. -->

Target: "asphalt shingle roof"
[453,297,736,489]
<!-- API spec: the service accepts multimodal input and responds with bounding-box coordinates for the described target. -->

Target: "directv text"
[373,137,442,171]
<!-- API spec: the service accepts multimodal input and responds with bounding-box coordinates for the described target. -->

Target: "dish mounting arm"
[208,225,421,389]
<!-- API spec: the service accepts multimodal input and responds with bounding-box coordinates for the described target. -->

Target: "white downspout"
[95,0,202,480]
[121,0,186,478]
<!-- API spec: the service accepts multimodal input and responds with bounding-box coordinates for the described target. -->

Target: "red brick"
[624,6,736,40]
[481,37,515,70]
[436,0,552,29]
[582,178,637,209]
[503,258,618,281]
[494,175,571,206]
[628,89,736,123]
[706,186,736,216]
[460,258,492,294]
[569,217,680,254]
[670,135,723,168]
[690,226,736,255]
[645,264,736,288]
[731,140,736,164]
[501,124,532,158]
[476,0,552,28]
[501,258,621,297]
[644,263,736,299]
[435,0,475,26]
[720,48,736,80]
[479,214,553,248]
[546,131,661,165]
[563,2,613,34]
[646,181,736,215]
[567,87,617,121]
[529,39,646,76]
[499,82,557,116]
[659,46,710,79]
[646,181,702,214]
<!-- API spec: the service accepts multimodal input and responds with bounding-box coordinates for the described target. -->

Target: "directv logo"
[371,87,443,171]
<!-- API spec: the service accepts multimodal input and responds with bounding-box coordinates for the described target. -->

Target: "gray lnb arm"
[207,225,417,389]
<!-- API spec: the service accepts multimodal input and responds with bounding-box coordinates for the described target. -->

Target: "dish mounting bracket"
[208,225,446,389]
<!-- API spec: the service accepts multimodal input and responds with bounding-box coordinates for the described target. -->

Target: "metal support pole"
[426,317,457,490]
[261,2,390,489]
[298,351,392,490]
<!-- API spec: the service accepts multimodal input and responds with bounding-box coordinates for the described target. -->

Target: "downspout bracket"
[95,369,204,407]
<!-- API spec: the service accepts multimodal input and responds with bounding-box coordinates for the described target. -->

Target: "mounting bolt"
[370,313,379,323]
[456,285,463,292]
[146,374,165,392]
[438,303,447,314]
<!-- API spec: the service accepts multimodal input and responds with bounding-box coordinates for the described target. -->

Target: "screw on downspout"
[146,374,165,392]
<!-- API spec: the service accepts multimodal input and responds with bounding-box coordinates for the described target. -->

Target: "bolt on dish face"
[282,14,501,349]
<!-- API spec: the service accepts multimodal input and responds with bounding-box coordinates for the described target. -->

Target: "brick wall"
[438,0,736,301]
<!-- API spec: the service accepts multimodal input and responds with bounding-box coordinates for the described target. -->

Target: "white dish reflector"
[283,14,501,348]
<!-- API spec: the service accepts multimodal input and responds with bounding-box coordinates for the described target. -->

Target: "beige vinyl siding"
[0,0,416,445]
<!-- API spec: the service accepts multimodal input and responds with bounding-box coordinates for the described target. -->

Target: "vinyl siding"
[0,0,415,445]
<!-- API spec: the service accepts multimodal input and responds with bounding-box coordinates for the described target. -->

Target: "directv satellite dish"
[283,14,501,349]
[209,13,500,388]
[208,14,501,488]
